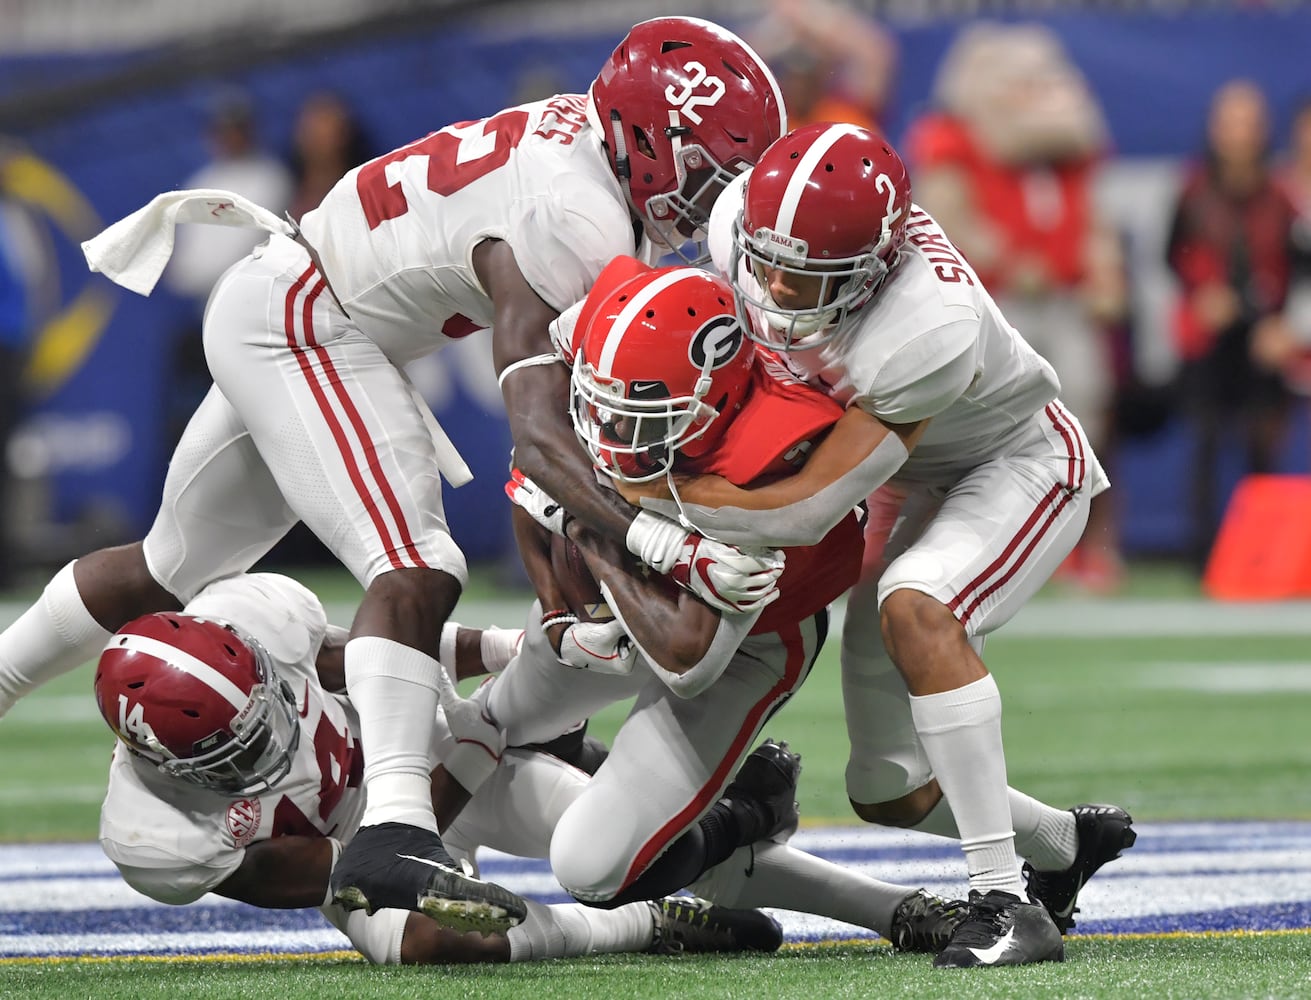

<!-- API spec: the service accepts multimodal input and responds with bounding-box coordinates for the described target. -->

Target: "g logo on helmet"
[689,314,743,371]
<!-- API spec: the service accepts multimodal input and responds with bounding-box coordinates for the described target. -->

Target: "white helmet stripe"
[114,633,250,709]
[596,269,702,375]
[774,123,864,233]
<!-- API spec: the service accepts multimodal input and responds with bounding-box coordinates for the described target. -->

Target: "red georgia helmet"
[94,612,299,795]
[571,263,755,483]
[588,16,787,262]
[732,122,913,350]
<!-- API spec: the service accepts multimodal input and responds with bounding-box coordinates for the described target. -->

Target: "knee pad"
[845,754,932,810]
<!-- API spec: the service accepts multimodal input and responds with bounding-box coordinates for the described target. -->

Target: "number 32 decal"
[664,61,725,126]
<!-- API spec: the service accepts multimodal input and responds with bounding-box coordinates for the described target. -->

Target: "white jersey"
[98,575,366,904]
[711,182,1066,485]
[300,95,640,363]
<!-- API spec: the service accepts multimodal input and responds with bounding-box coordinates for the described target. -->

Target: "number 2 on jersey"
[357,110,530,229]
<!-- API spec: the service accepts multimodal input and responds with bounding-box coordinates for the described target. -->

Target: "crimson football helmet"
[570,264,754,483]
[731,122,913,350]
[588,16,787,262]
[94,613,299,795]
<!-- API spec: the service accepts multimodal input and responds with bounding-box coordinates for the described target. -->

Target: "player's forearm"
[646,411,919,548]
[511,414,637,542]
[214,836,335,908]
[565,519,717,672]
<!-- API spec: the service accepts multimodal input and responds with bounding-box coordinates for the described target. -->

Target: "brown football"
[549,535,614,621]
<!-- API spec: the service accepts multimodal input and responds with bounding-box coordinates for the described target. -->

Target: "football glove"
[557,619,638,676]
[505,468,569,536]
[628,511,784,614]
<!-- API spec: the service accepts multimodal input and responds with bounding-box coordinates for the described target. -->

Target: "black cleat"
[1023,803,1137,932]
[888,889,970,954]
[933,890,1064,968]
[331,822,527,935]
[647,896,783,955]
[722,739,802,845]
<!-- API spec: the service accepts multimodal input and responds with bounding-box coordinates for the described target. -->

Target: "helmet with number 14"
[94,613,300,795]
[589,16,788,261]
[731,122,913,350]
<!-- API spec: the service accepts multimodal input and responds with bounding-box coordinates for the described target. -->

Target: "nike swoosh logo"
[966,926,1017,964]
[396,853,456,871]
[1052,895,1079,919]
[297,679,310,718]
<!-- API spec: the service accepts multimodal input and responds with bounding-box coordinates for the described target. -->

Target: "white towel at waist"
[82,189,294,296]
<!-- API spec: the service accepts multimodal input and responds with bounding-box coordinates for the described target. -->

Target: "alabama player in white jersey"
[618,123,1139,968]
[94,572,787,963]
[0,17,789,930]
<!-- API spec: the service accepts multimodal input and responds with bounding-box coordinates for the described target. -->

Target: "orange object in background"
[1204,475,1311,600]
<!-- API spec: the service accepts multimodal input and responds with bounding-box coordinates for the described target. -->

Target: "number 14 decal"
[356,110,530,230]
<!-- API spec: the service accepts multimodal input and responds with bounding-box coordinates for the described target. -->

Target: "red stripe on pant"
[282,264,427,570]
[618,618,810,891]
[948,405,1086,628]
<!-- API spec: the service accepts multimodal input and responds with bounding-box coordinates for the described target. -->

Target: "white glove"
[505,468,568,536]
[669,534,785,615]
[436,676,505,795]
[627,511,784,614]
[557,619,637,676]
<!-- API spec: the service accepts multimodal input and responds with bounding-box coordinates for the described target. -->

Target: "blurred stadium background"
[1,0,1309,587]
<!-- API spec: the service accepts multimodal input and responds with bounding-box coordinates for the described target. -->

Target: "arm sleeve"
[319,902,408,965]
[104,848,243,905]
[603,581,759,699]
[643,432,909,548]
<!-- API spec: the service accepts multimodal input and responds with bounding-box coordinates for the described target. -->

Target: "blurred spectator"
[904,23,1128,592]
[162,89,292,452]
[164,89,293,299]
[746,0,896,130]
[286,90,375,223]
[1166,79,1300,569]
[0,189,33,589]
[1252,96,1311,394]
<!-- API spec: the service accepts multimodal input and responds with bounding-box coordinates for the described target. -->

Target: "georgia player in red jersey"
[0,17,788,930]
[474,261,862,904]
[626,122,1136,968]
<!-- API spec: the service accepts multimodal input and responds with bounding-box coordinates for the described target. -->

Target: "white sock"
[691,843,914,938]
[347,636,442,832]
[0,562,111,718]
[1011,792,1078,871]
[909,674,1026,897]
[911,789,1079,871]
[506,899,652,960]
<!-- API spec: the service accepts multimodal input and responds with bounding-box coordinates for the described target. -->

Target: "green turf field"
[2,561,1309,998]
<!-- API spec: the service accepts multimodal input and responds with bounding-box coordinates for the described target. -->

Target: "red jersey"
[682,352,864,634]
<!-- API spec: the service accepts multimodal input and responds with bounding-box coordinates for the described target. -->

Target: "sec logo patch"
[225,798,262,847]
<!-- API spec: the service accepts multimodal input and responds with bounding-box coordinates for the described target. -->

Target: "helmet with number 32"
[732,122,913,350]
[589,16,787,261]
[94,613,300,795]
[570,263,754,483]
